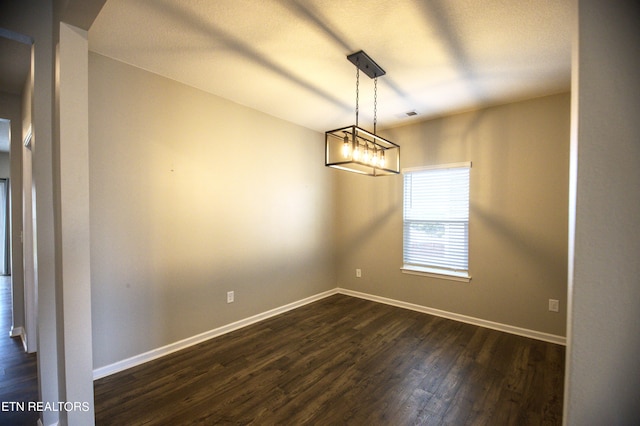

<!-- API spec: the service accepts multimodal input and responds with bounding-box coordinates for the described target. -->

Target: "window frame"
[401,162,472,282]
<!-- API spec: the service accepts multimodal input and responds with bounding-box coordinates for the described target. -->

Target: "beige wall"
[89,51,570,370]
[89,53,336,369]
[335,93,570,337]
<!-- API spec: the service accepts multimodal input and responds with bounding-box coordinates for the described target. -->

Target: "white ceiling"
[92,0,570,133]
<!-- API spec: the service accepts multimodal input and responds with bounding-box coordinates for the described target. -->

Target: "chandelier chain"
[374,76,378,135]
[355,60,360,127]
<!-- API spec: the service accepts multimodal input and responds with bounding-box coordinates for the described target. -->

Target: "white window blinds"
[403,163,470,279]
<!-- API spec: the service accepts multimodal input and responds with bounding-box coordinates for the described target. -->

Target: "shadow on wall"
[334,188,401,263]
[387,109,488,169]
[471,202,565,277]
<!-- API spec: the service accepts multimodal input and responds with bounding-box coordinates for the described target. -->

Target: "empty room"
[1,1,639,425]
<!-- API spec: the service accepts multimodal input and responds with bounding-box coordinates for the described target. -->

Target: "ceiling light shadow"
[282,0,352,52]
[414,0,489,104]
[281,1,419,123]
[150,0,352,113]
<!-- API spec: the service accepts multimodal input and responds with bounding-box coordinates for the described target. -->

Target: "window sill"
[401,265,471,283]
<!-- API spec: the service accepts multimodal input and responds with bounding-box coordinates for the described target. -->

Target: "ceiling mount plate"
[347,50,386,79]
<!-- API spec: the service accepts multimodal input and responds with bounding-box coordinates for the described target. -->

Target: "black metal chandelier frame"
[325,50,400,176]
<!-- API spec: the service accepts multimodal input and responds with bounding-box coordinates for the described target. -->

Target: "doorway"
[0,177,10,276]
[0,116,38,426]
[0,29,39,426]
[0,29,36,353]
[0,120,10,276]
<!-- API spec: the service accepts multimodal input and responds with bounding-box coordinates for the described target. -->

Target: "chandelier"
[325,50,400,176]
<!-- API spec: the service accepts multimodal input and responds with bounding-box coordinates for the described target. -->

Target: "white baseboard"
[94,286,565,380]
[9,325,23,338]
[9,326,28,352]
[337,288,567,345]
[93,289,339,380]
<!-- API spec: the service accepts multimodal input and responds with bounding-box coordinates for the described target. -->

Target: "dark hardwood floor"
[95,294,564,425]
[0,276,39,426]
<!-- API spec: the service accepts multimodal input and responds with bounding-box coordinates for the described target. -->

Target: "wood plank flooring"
[0,276,39,426]
[94,294,565,425]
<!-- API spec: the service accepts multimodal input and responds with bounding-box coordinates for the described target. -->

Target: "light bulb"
[379,151,386,168]
[353,144,360,160]
[372,149,379,166]
[342,135,350,157]
[363,145,370,163]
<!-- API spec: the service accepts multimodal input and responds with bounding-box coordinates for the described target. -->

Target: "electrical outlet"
[548,299,559,312]
[356,269,362,278]
[227,291,234,303]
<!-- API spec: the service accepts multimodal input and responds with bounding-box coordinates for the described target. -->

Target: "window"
[402,162,471,282]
